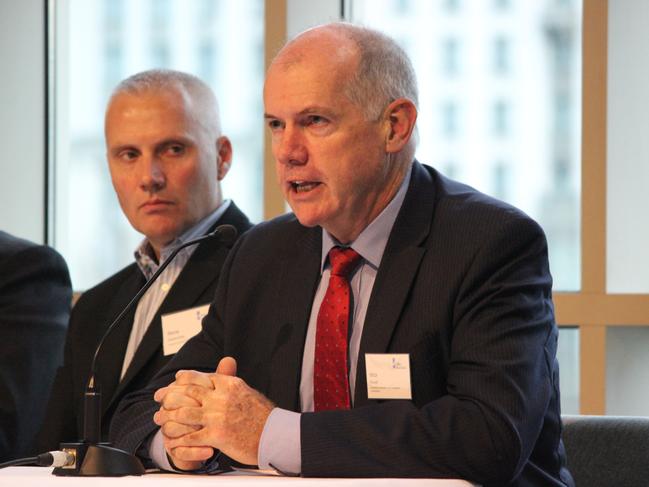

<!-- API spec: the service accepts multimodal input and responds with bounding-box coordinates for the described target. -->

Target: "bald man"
[112,26,572,487]
[35,69,252,452]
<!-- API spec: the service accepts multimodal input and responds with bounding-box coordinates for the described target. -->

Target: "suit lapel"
[354,162,436,406]
[266,226,322,410]
[108,252,216,409]
[106,203,252,412]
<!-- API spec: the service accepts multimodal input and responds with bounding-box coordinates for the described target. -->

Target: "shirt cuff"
[148,429,222,473]
[257,407,301,474]
[149,429,175,470]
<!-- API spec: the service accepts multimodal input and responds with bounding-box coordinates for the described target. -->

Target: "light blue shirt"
[257,168,412,473]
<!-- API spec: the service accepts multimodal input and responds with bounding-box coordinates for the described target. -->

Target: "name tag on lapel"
[161,304,210,356]
[365,353,412,400]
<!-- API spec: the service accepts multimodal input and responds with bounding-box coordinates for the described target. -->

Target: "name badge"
[365,353,412,400]
[161,304,210,356]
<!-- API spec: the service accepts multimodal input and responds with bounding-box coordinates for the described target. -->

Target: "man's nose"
[139,154,166,192]
[275,125,308,166]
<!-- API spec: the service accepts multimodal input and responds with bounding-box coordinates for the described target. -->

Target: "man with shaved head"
[35,69,251,451]
[112,25,573,486]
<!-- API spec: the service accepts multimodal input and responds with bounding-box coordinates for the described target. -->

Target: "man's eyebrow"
[300,107,329,114]
[108,144,137,155]
[156,136,192,146]
[264,107,332,120]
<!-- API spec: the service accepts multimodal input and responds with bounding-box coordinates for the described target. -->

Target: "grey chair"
[562,415,649,487]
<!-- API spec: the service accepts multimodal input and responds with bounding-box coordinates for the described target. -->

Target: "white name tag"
[161,304,210,356]
[365,353,412,400]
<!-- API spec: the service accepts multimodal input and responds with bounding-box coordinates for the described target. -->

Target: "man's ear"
[383,98,418,154]
[216,136,233,180]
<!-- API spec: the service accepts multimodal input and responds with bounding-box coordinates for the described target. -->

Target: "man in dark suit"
[0,231,71,461]
[111,25,574,486]
[35,69,252,452]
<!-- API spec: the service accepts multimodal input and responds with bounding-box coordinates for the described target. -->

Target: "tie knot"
[328,247,362,278]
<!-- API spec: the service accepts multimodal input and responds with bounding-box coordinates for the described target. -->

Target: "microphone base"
[52,442,145,476]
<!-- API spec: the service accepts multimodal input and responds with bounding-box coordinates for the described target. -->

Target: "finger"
[154,387,198,409]
[166,428,217,450]
[215,356,237,376]
[181,384,212,404]
[154,405,204,427]
[154,407,169,426]
[161,421,200,439]
[157,387,202,409]
[168,446,214,463]
[174,369,215,389]
[154,386,171,403]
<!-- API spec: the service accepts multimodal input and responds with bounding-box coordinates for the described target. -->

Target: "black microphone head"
[214,224,238,245]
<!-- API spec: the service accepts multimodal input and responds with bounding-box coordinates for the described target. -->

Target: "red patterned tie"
[314,246,362,412]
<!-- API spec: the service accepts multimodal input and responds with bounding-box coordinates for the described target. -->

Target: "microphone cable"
[0,450,75,469]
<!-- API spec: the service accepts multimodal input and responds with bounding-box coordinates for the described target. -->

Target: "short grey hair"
[287,23,419,162]
[325,23,419,122]
[109,69,222,135]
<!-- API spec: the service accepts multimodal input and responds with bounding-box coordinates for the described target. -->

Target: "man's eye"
[165,144,185,156]
[118,150,138,161]
[267,119,283,130]
[308,115,327,125]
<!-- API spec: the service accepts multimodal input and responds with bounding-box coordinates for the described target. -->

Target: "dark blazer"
[0,231,71,461]
[35,203,251,452]
[111,164,573,487]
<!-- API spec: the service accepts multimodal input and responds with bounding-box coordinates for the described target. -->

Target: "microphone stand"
[53,224,237,476]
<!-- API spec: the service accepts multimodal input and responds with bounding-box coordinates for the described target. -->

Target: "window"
[50,0,264,289]
[394,0,411,15]
[350,0,581,292]
[493,35,509,74]
[492,160,510,200]
[492,99,509,136]
[441,101,459,137]
[442,37,460,75]
[443,160,459,180]
[349,0,582,412]
[444,0,461,13]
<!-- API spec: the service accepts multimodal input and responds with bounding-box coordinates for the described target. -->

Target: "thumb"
[215,356,237,376]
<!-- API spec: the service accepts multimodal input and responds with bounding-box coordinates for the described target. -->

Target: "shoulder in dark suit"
[111,164,572,486]
[35,202,251,453]
[0,231,71,461]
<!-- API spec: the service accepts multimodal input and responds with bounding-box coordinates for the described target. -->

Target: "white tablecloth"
[0,467,477,486]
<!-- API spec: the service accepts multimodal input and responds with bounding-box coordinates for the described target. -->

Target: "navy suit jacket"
[111,164,574,486]
[35,203,251,452]
[0,231,71,461]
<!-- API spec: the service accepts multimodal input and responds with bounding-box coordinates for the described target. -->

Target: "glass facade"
[350,0,582,292]
[350,0,582,413]
[50,0,264,289]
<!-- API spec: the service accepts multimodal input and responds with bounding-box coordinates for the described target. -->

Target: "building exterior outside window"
[50,0,264,290]
[350,0,582,413]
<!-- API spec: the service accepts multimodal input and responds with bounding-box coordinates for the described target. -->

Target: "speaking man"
[111,25,573,487]
[35,69,252,451]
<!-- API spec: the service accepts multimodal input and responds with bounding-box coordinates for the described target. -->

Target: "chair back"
[562,415,649,487]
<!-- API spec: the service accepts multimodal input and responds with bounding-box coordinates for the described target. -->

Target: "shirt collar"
[320,167,412,272]
[134,200,231,278]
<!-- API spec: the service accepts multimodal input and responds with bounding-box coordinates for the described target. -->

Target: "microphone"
[52,224,238,476]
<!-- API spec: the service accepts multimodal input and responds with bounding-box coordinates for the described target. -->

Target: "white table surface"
[0,467,477,486]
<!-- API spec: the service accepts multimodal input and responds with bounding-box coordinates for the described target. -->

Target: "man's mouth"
[140,198,173,209]
[290,181,321,193]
